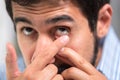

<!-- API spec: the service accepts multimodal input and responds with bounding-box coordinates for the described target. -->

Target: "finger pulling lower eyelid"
[31,36,69,63]
[59,35,69,44]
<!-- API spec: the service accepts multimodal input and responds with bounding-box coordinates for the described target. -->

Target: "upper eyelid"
[17,25,34,33]
[51,26,71,35]
[16,22,34,29]
[21,25,33,28]
[21,26,33,30]
[55,26,70,30]
[54,21,73,28]
[14,17,33,30]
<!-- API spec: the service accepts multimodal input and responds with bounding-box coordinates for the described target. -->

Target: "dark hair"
[5,0,110,31]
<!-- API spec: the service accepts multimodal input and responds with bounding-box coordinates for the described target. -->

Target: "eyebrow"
[14,15,74,25]
[46,15,74,24]
[14,17,32,25]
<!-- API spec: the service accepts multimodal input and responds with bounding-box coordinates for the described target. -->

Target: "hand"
[6,36,69,80]
[58,48,107,80]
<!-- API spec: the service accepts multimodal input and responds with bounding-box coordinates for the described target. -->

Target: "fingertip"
[59,35,69,44]
[52,36,69,55]
[52,74,64,80]
[6,42,14,53]
[6,43,20,78]
[54,35,69,50]
[6,42,17,63]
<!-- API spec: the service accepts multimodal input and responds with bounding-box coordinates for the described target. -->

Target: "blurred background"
[0,0,20,63]
[0,0,120,63]
[111,0,120,39]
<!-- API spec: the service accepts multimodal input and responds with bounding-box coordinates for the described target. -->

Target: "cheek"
[17,38,35,66]
[68,32,95,62]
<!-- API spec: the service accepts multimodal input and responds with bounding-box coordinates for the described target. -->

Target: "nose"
[35,35,53,51]
[31,35,53,60]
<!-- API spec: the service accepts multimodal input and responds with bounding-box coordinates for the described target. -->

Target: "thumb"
[6,43,21,80]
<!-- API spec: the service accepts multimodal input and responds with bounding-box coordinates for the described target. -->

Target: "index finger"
[58,47,98,75]
[30,36,69,71]
[6,43,20,80]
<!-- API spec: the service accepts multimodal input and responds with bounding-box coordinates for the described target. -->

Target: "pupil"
[59,28,65,32]
[26,28,32,32]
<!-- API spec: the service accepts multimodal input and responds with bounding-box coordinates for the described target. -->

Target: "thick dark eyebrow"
[14,17,32,25]
[14,15,73,25]
[46,15,74,24]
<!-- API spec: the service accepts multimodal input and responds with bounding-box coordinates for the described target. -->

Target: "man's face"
[12,0,95,72]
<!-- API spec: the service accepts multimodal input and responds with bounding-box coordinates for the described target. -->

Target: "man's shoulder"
[105,27,120,45]
[97,26,120,80]
[103,27,120,54]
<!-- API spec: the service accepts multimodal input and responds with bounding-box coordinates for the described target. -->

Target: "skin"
[6,0,112,80]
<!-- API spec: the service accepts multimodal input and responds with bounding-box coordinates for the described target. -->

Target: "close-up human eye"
[54,26,70,38]
[22,27,35,36]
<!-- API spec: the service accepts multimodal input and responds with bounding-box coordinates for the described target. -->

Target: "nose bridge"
[35,35,52,51]
[31,34,53,61]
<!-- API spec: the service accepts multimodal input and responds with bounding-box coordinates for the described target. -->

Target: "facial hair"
[91,30,99,66]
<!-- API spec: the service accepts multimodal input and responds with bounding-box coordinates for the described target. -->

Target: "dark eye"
[55,27,70,38]
[22,27,35,36]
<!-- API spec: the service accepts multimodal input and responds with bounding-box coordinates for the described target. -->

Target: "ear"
[97,4,112,38]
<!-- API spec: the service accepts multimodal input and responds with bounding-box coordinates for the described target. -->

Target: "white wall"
[111,0,120,39]
[0,0,17,63]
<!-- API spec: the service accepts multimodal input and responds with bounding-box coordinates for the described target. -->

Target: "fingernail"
[60,35,69,44]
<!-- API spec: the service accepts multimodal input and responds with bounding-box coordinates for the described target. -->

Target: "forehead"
[11,0,81,17]
[11,0,78,7]
[11,0,87,27]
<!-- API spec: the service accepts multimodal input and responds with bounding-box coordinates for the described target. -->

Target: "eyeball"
[23,27,34,36]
